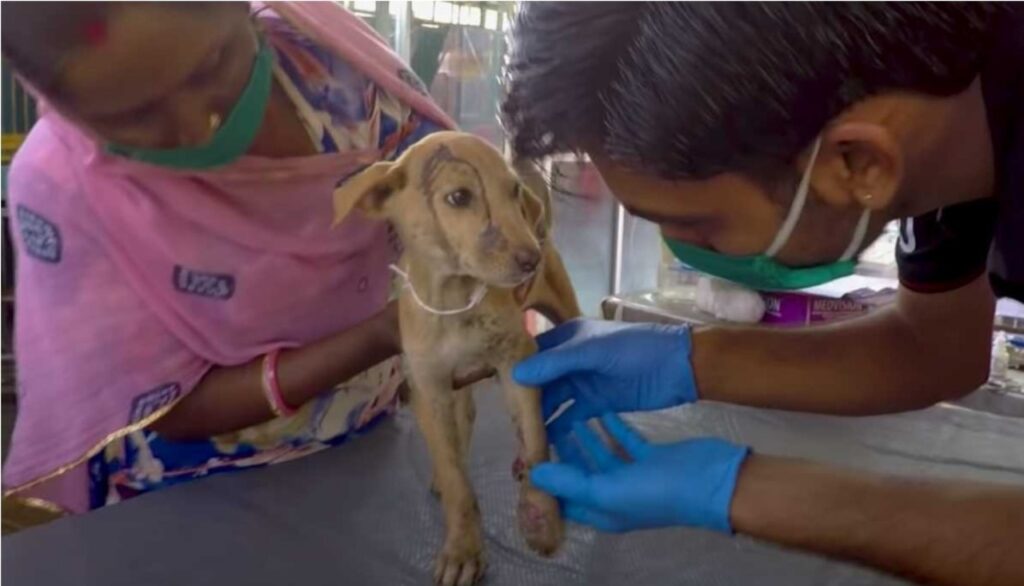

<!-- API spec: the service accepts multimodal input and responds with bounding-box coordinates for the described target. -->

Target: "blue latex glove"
[531,413,749,534]
[512,319,698,439]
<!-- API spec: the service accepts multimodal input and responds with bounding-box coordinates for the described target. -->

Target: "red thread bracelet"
[261,350,297,417]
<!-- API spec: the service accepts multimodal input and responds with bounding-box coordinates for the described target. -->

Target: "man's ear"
[332,161,406,226]
[810,123,903,212]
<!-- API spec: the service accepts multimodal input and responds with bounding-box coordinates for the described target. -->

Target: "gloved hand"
[531,413,749,534]
[512,319,698,438]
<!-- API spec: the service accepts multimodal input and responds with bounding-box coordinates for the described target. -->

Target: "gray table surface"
[5,385,1023,586]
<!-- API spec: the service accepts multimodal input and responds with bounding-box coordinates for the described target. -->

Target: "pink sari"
[3,2,455,513]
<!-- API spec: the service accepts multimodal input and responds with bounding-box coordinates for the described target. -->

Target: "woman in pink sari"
[1,1,458,517]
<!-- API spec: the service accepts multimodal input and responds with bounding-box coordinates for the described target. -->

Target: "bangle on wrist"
[261,349,297,417]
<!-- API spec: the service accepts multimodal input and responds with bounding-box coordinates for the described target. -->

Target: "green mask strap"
[662,136,872,291]
[105,40,273,170]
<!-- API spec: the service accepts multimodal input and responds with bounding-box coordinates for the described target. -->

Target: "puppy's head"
[334,131,546,287]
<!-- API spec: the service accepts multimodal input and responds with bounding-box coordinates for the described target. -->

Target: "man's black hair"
[502,2,1007,181]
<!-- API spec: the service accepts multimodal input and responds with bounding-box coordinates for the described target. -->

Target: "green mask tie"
[105,40,273,170]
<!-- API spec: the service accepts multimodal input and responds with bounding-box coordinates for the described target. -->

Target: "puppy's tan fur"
[334,132,580,586]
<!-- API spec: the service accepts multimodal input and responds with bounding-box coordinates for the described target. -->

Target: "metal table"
[5,386,1023,586]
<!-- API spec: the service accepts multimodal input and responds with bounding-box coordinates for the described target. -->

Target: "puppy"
[333,131,580,586]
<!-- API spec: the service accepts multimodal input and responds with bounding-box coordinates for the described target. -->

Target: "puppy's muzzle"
[514,247,541,274]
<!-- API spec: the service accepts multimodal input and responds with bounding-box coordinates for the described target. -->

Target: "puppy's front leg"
[453,388,476,469]
[431,389,475,497]
[409,365,485,586]
[499,337,565,556]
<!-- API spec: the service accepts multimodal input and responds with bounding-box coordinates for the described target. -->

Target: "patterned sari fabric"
[85,16,446,509]
[3,3,454,514]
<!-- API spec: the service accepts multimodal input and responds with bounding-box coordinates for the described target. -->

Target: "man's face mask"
[105,39,273,170]
[664,138,871,291]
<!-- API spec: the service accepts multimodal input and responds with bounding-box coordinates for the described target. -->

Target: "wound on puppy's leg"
[512,456,526,481]
[521,499,544,525]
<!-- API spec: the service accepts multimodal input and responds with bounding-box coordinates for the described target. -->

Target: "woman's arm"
[150,303,400,440]
[151,301,488,440]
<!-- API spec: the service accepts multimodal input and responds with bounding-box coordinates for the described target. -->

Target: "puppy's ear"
[332,161,406,226]
[513,159,552,239]
[520,184,547,238]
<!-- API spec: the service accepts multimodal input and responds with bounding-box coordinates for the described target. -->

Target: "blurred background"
[328,1,664,316]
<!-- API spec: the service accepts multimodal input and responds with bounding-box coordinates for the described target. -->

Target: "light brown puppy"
[333,131,581,586]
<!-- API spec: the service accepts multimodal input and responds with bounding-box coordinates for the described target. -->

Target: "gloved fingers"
[571,420,621,473]
[534,320,584,351]
[546,400,594,440]
[530,463,596,505]
[513,343,591,387]
[563,503,623,533]
[600,412,651,460]
[541,382,574,421]
[553,432,588,468]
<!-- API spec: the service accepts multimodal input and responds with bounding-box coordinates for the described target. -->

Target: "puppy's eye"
[445,189,473,208]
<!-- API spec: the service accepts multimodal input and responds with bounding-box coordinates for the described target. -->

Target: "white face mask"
[764,136,872,262]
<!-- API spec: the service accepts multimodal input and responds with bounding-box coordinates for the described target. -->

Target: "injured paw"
[429,476,440,498]
[511,456,526,481]
[434,535,486,586]
[518,486,564,556]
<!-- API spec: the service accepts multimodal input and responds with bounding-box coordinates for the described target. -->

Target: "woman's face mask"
[664,137,871,291]
[104,39,272,170]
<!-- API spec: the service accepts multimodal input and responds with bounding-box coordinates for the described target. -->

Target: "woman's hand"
[375,300,402,355]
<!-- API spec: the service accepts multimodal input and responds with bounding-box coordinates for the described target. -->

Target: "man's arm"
[530,413,1024,586]
[693,273,996,414]
[731,454,1024,586]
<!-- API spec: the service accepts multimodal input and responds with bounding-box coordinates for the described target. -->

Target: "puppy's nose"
[514,248,541,273]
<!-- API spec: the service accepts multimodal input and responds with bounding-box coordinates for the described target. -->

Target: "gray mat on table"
[5,385,1023,586]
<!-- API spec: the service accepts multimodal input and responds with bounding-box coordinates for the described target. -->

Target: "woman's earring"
[209,113,223,131]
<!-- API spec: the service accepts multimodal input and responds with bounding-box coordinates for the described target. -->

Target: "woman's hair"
[0,1,245,97]
[502,2,1009,180]
[1,2,114,95]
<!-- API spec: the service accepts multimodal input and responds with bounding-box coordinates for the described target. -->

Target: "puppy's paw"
[434,535,486,586]
[511,456,526,481]
[518,486,564,556]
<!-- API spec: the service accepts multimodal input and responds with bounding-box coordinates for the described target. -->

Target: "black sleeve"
[896,198,998,293]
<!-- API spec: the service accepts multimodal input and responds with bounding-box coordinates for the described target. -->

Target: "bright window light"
[353,0,377,13]
[484,9,498,30]
[411,1,434,20]
[435,2,454,23]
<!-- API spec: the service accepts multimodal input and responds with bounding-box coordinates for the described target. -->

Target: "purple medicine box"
[760,291,872,326]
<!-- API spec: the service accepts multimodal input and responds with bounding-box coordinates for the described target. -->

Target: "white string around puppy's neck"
[388,180,548,317]
[389,264,488,316]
